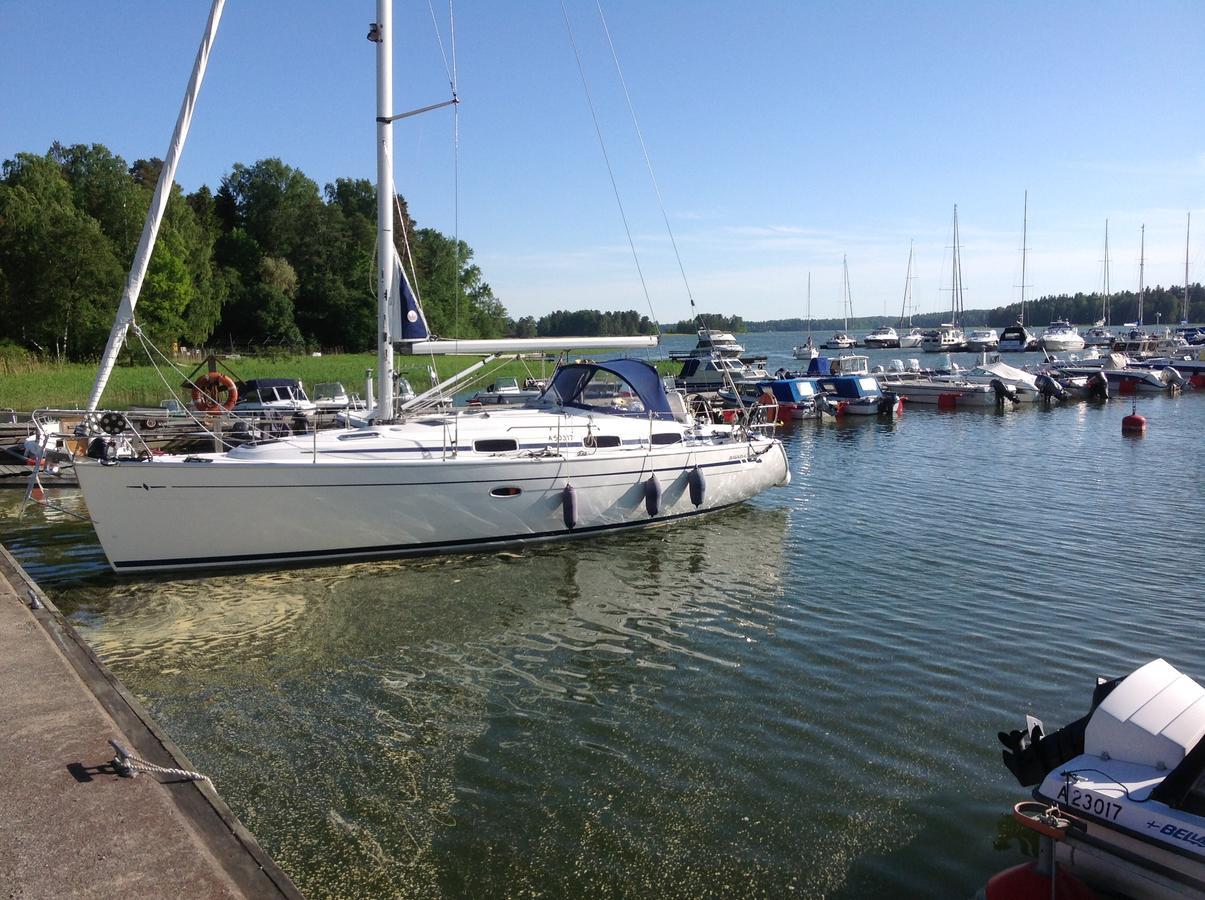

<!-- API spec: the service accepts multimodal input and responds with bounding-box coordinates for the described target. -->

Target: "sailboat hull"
[76,441,790,572]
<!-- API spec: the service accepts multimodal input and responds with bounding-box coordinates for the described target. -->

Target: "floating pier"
[0,545,302,898]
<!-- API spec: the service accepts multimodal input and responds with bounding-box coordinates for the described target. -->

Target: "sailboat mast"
[899,241,914,327]
[1138,224,1146,326]
[950,205,959,325]
[1020,191,1028,327]
[374,0,397,420]
[806,271,812,340]
[1103,219,1110,325]
[1185,212,1192,325]
[842,255,850,331]
[87,0,225,412]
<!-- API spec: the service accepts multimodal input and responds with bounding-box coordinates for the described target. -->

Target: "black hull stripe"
[110,502,743,572]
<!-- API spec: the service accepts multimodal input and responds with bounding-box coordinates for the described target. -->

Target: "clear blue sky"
[2,1,1203,324]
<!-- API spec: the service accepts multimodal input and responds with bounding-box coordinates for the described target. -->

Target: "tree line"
[0,143,511,361]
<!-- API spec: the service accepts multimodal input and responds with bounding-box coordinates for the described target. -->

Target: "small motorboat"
[1045,352,1186,394]
[820,331,857,350]
[964,327,999,351]
[814,373,902,418]
[757,376,822,420]
[989,658,1205,899]
[467,376,546,406]
[233,378,318,419]
[897,327,925,349]
[863,325,900,349]
[1038,320,1086,352]
[998,322,1038,352]
[920,324,966,353]
[1081,325,1115,347]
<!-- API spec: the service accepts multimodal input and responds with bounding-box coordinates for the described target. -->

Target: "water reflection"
[16,504,788,898]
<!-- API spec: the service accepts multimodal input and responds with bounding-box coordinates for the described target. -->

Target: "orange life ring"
[192,372,238,412]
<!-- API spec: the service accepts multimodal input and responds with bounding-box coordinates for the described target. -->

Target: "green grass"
[0,351,680,411]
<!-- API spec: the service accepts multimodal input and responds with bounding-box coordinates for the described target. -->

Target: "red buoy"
[984,861,1096,900]
[1122,400,1146,435]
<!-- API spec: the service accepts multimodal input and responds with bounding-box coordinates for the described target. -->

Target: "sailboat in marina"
[921,205,967,353]
[820,256,857,350]
[998,192,1038,352]
[792,272,819,360]
[896,241,924,349]
[66,1,790,573]
[1081,220,1115,347]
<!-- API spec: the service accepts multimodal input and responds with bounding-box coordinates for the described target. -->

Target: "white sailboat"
[792,272,819,360]
[68,1,790,573]
[998,192,1038,352]
[896,241,924,349]
[1082,219,1114,347]
[820,256,857,350]
[921,206,966,353]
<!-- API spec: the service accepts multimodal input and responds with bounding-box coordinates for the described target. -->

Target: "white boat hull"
[76,440,790,572]
[876,379,997,407]
[1040,335,1087,352]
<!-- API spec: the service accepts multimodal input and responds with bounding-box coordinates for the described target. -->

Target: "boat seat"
[1085,659,1205,770]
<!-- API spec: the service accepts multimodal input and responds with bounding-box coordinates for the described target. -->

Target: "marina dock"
[0,545,301,899]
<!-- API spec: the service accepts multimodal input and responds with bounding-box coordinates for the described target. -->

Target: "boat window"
[474,438,518,453]
[489,486,522,498]
[338,431,380,440]
[568,370,646,415]
[651,433,681,445]
[583,434,621,448]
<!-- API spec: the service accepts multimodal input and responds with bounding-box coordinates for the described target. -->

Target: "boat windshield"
[543,361,673,419]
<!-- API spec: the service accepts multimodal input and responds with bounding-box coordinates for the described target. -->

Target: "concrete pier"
[0,546,302,899]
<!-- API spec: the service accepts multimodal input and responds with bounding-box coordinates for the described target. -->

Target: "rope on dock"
[109,739,211,784]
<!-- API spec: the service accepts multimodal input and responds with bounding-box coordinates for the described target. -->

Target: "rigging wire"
[558,0,657,332]
[594,0,683,331]
[426,0,462,339]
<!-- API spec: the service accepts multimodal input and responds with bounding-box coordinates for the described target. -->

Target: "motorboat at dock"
[675,354,771,395]
[667,327,754,362]
[875,369,998,408]
[991,658,1205,899]
[815,373,902,418]
[998,322,1038,352]
[964,327,999,352]
[1044,351,1186,394]
[1081,325,1115,348]
[1038,320,1086,352]
[920,324,966,353]
[863,325,900,349]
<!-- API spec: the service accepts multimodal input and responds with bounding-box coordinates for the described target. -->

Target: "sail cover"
[389,251,430,342]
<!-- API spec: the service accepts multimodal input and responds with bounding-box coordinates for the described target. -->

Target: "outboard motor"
[989,378,1018,406]
[1034,373,1069,402]
[1163,366,1186,392]
[1088,371,1109,401]
[877,392,900,416]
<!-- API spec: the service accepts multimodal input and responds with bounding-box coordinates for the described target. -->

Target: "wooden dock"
[0,545,302,898]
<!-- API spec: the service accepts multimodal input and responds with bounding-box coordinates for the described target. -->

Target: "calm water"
[2,332,1203,899]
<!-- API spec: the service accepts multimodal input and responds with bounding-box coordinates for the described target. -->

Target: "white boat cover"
[975,360,1037,386]
[1085,658,1205,770]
